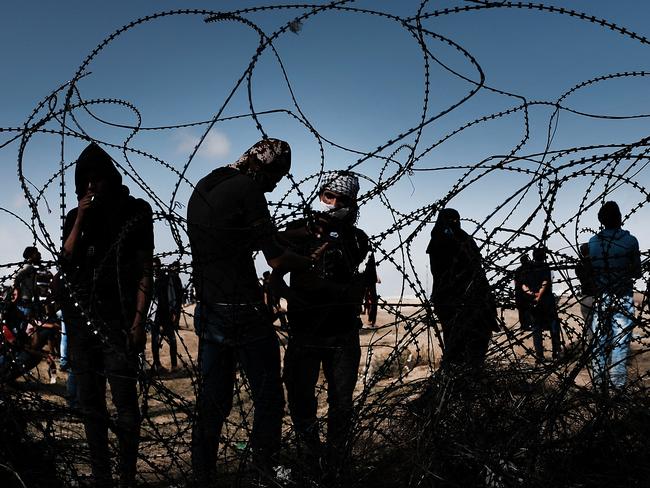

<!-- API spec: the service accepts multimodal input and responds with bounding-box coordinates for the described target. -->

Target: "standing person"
[61,142,153,488]
[187,138,314,485]
[274,171,374,480]
[575,243,597,339]
[262,270,288,330]
[426,209,499,370]
[588,201,641,390]
[150,258,179,373]
[13,246,42,321]
[514,254,533,330]
[519,247,561,363]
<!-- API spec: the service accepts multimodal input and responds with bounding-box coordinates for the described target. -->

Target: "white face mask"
[316,200,351,220]
[319,200,337,213]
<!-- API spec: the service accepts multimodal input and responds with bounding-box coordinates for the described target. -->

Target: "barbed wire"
[1,1,650,486]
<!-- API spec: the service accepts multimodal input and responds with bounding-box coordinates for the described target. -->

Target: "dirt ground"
[22,292,650,483]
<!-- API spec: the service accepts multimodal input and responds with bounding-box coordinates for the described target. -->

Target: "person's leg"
[70,332,112,486]
[531,320,545,362]
[238,334,286,471]
[165,315,178,370]
[321,332,361,473]
[283,339,323,453]
[191,339,236,485]
[590,296,610,388]
[103,333,140,488]
[550,319,562,360]
[151,317,161,370]
[609,295,634,389]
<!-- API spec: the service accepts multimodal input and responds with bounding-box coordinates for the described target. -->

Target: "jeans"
[532,319,561,361]
[59,316,69,369]
[283,330,361,470]
[68,320,140,487]
[590,293,634,389]
[191,303,284,484]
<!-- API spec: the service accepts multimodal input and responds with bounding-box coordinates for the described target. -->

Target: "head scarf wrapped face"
[230,138,291,192]
[320,171,360,201]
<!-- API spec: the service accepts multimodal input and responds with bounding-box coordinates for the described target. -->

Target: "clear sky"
[1,0,649,297]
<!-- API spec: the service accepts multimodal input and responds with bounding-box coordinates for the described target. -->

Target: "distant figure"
[187,138,314,484]
[262,270,287,329]
[588,201,641,389]
[514,254,533,330]
[426,208,499,370]
[575,242,597,338]
[150,258,181,373]
[275,171,374,479]
[519,247,561,363]
[61,142,153,488]
[13,246,42,320]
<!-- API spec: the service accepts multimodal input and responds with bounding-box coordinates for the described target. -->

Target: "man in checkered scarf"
[275,169,376,478]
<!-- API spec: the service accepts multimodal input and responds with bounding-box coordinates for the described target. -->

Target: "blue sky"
[1,1,649,297]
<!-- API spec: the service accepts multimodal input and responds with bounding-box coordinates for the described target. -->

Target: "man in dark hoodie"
[61,142,153,488]
[588,201,641,389]
[426,208,499,370]
[187,138,315,484]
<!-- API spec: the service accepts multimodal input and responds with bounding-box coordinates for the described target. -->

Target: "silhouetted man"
[150,258,180,372]
[187,138,313,485]
[426,208,499,370]
[61,142,153,488]
[588,201,641,389]
[275,171,374,480]
[13,246,42,321]
[519,248,561,362]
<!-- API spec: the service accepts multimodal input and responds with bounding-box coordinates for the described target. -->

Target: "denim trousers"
[191,303,284,483]
[590,293,634,388]
[68,319,140,487]
[283,330,361,468]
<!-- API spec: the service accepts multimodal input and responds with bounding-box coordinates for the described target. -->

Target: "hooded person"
[61,141,154,488]
[272,170,375,481]
[588,201,641,389]
[187,138,315,485]
[426,208,499,370]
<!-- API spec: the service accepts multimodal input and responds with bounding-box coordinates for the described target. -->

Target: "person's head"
[22,246,41,264]
[532,247,546,263]
[74,142,123,201]
[579,243,589,258]
[435,208,461,235]
[318,171,360,221]
[597,201,622,229]
[262,271,271,280]
[153,257,161,275]
[520,253,530,265]
[231,138,291,193]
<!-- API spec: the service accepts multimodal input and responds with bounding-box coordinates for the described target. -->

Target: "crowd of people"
[0,139,644,487]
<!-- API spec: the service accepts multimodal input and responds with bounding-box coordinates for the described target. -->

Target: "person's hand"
[309,242,329,263]
[76,192,95,221]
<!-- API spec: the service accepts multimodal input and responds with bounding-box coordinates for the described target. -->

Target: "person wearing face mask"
[426,208,499,371]
[273,171,375,481]
[60,141,154,488]
[187,138,316,485]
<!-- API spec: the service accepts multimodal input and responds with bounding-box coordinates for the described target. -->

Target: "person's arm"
[62,193,93,259]
[630,237,642,279]
[130,250,152,352]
